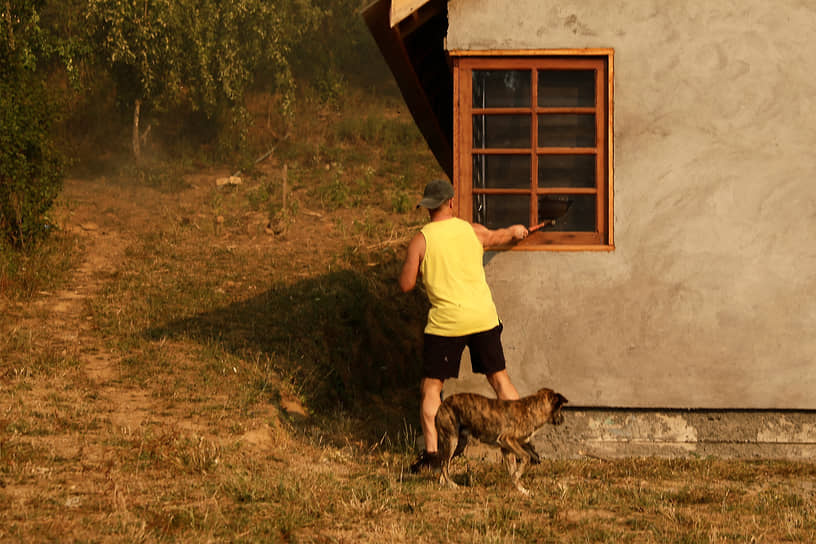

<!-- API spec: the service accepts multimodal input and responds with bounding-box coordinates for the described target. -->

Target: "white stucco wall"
[445,0,816,408]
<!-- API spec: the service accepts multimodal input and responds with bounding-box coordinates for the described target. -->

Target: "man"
[399,179,529,472]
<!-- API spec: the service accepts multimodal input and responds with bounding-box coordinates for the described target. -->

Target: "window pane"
[473,115,531,148]
[473,70,531,108]
[538,155,596,188]
[538,114,595,147]
[473,194,529,229]
[473,155,530,189]
[538,194,596,231]
[537,70,595,107]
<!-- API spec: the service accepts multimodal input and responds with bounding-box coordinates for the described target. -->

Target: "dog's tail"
[436,401,470,462]
[435,402,455,438]
[435,401,462,487]
[435,402,457,457]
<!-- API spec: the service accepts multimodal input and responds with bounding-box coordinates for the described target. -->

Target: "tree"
[87,0,321,160]
[0,0,66,249]
[291,0,390,102]
[86,0,178,161]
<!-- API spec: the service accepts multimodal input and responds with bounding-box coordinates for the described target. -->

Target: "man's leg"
[486,369,519,401]
[414,332,465,473]
[470,324,519,401]
[411,377,444,473]
[419,377,444,452]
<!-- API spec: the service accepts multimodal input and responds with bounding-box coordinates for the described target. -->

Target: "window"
[452,51,614,250]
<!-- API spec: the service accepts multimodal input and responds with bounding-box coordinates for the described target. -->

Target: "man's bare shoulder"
[406,230,426,258]
[470,222,489,245]
[408,230,426,245]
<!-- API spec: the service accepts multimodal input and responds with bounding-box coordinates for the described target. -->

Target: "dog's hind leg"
[438,448,459,488]
[435,404,459,489]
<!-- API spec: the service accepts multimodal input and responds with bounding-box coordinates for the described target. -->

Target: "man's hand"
[508,224,529,241]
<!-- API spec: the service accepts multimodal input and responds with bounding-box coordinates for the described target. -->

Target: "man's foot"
[409,450,438,473]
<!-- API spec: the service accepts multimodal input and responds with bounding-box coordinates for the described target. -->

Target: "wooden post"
[282,164,288,212]
[133,98,141,162]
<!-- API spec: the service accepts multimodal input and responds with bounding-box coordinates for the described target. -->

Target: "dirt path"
[1,171,421,541]
[5,180,160,447]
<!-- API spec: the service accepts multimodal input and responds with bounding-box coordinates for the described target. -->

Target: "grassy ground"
[2,89,816,543]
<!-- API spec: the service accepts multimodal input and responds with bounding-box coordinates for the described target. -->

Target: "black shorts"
[422,323,505,381]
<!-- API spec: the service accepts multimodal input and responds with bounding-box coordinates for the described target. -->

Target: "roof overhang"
[362,0,453,178]
[390,0,433,27]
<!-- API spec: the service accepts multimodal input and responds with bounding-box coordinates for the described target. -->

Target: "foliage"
[291,0,393,104]
[0,0,66,249]
[0,80,64,248]
[3,0,396,191]
[173,0,318,115]
[86,0,178,111]
[86,0,322,159]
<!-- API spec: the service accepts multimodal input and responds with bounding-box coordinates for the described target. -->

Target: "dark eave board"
[362,0,453,178]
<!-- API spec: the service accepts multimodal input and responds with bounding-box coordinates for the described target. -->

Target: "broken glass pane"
[538,194,596,231]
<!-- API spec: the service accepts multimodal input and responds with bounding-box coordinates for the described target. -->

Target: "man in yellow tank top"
[399,179,529,473]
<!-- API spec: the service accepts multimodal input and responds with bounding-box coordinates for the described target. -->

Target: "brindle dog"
[434,387,567,495]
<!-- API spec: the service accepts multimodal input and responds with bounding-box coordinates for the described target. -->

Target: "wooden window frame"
[451,49,614,251]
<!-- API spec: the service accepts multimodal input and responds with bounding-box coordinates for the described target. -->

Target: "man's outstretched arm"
[471,223,528,247]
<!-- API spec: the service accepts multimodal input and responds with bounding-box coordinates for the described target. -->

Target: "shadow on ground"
[144,255,429,443]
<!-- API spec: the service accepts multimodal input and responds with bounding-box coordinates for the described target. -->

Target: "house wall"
[443,0,816,409]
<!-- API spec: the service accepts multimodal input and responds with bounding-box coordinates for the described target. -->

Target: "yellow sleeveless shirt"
[420,218,500,336]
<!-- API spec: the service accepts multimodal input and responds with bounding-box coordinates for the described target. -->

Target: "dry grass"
[2,91,816,543]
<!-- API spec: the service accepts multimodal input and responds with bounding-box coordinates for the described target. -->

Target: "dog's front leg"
[521,441,541,465]
[500,450,530,495]
[501,448,517,477]
[513,455,530,495]
[499,434,532,495]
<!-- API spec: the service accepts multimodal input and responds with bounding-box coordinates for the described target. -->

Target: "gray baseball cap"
[416,179,454,209]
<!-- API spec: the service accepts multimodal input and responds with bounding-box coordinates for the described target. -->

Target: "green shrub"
[0,79,65,249]
[0,0,66,249]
